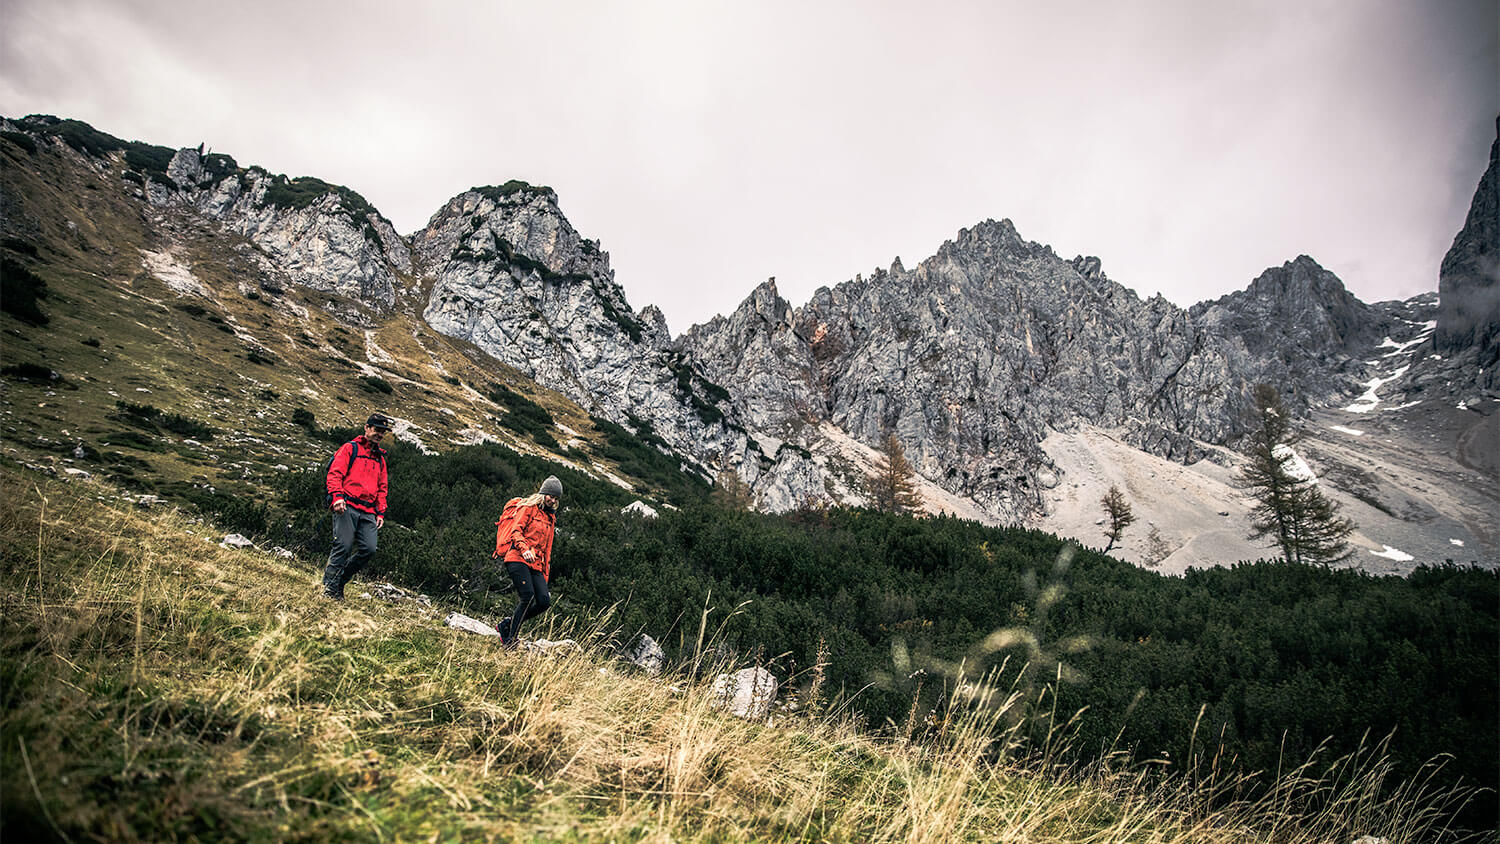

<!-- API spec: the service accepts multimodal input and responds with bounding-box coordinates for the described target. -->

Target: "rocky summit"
[1434,116,1500,388]
[2,113,1495,567]
[412,181,826,502]
[680,220,1250,521]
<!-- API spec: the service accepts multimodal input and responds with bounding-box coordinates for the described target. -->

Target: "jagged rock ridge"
[411,182,827,501]
[1435,115,1500,385]
[682,220,1258,521]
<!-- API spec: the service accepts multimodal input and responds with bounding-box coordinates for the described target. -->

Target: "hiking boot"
[494,617,512,636]
[322,586,344,601]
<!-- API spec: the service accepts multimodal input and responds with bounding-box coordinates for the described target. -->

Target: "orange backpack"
[492,497,526,559]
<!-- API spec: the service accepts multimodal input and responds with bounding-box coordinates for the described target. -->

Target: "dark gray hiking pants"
[324,508,378,596]
[500,561,551,642]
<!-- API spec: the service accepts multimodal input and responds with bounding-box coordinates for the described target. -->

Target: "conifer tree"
[1100,484,1135,553]
[711,470,755,511]
[870,433,923,515]
[1238,384,1354,565]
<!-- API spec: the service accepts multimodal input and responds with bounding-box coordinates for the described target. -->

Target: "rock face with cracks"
[148,145,411,308]
[1435,116,1500,389]
[681,220,1249,522]
[412,183,826,506]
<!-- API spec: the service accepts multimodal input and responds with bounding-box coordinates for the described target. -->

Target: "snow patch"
[1329,425,1364,437]
[1450,539,1465,547]
[1376,331,1431,357]
[1369,545,1415,562]
[1272,444,1318,483]
[1344,365,1409,413]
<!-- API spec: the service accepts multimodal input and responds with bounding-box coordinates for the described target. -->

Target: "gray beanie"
[539,476,563,498]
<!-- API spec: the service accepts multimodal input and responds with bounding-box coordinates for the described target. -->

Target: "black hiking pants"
[501,561,550,643]
[324,508,378,598]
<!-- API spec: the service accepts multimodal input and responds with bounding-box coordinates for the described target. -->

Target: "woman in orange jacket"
[496,476,562,646]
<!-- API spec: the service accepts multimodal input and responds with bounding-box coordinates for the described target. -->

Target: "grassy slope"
[0,132,617,508]
[0,464,1475,843]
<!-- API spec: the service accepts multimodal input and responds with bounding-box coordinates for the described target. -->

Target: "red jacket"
[326,436,388,516]
[504,503,556,580]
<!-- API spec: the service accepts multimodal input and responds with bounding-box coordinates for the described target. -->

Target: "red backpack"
[492,497,526,559]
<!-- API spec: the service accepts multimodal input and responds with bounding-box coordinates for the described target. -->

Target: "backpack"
[322,439,380,507]
[492,497,527,559]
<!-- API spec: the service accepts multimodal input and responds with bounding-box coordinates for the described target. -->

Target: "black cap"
[366,412,393,430]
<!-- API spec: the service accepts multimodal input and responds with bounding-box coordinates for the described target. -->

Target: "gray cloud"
[1,0,1494,333]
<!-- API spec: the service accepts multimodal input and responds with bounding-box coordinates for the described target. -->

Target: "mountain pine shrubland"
[159,424,1500,835]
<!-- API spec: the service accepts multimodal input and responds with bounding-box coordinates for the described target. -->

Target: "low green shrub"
[111,401,215,440]
[487,383,558,447]
[1,130,37,154]
[1,256,48,326]
[1,362,56,381]
[359,375,394,395]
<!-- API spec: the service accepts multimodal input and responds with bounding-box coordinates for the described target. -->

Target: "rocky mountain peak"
[956,217,1023,246]
[682,215,1251,521]
[743,277,793,326]
[1188,256,1381,408]
[0,115,420,312]
[415,182,826,506]
[1436,116,1499,375]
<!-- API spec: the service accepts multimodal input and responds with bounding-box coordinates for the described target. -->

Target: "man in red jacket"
[322,412,391,601]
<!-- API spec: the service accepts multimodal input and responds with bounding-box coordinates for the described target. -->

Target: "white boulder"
[709,667,778,720]
[623,633,665,676]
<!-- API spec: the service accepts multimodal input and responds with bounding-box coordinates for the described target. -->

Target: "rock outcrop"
[1189,255,1388,409]
[1435,116,1500,388]
[682,220,1247,521]
[149,144,411,309]
[413,183,826,504]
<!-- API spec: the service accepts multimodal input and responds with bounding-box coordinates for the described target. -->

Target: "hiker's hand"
[375,516,384,529]
[331,499,347,514]
[523,549,536,563]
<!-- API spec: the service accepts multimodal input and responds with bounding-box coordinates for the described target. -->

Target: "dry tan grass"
[0,465,1484,842]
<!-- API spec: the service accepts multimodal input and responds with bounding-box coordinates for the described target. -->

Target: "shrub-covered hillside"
[1,463,1483,842]
[192,432,1500,834]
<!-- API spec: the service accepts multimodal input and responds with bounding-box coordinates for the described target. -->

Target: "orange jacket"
[503,503,556,580]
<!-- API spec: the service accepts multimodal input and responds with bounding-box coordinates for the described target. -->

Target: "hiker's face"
[365,425,388,442]
[544,495,558,509]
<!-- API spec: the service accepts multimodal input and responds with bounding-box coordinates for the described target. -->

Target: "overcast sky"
[2,0,1495,334]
